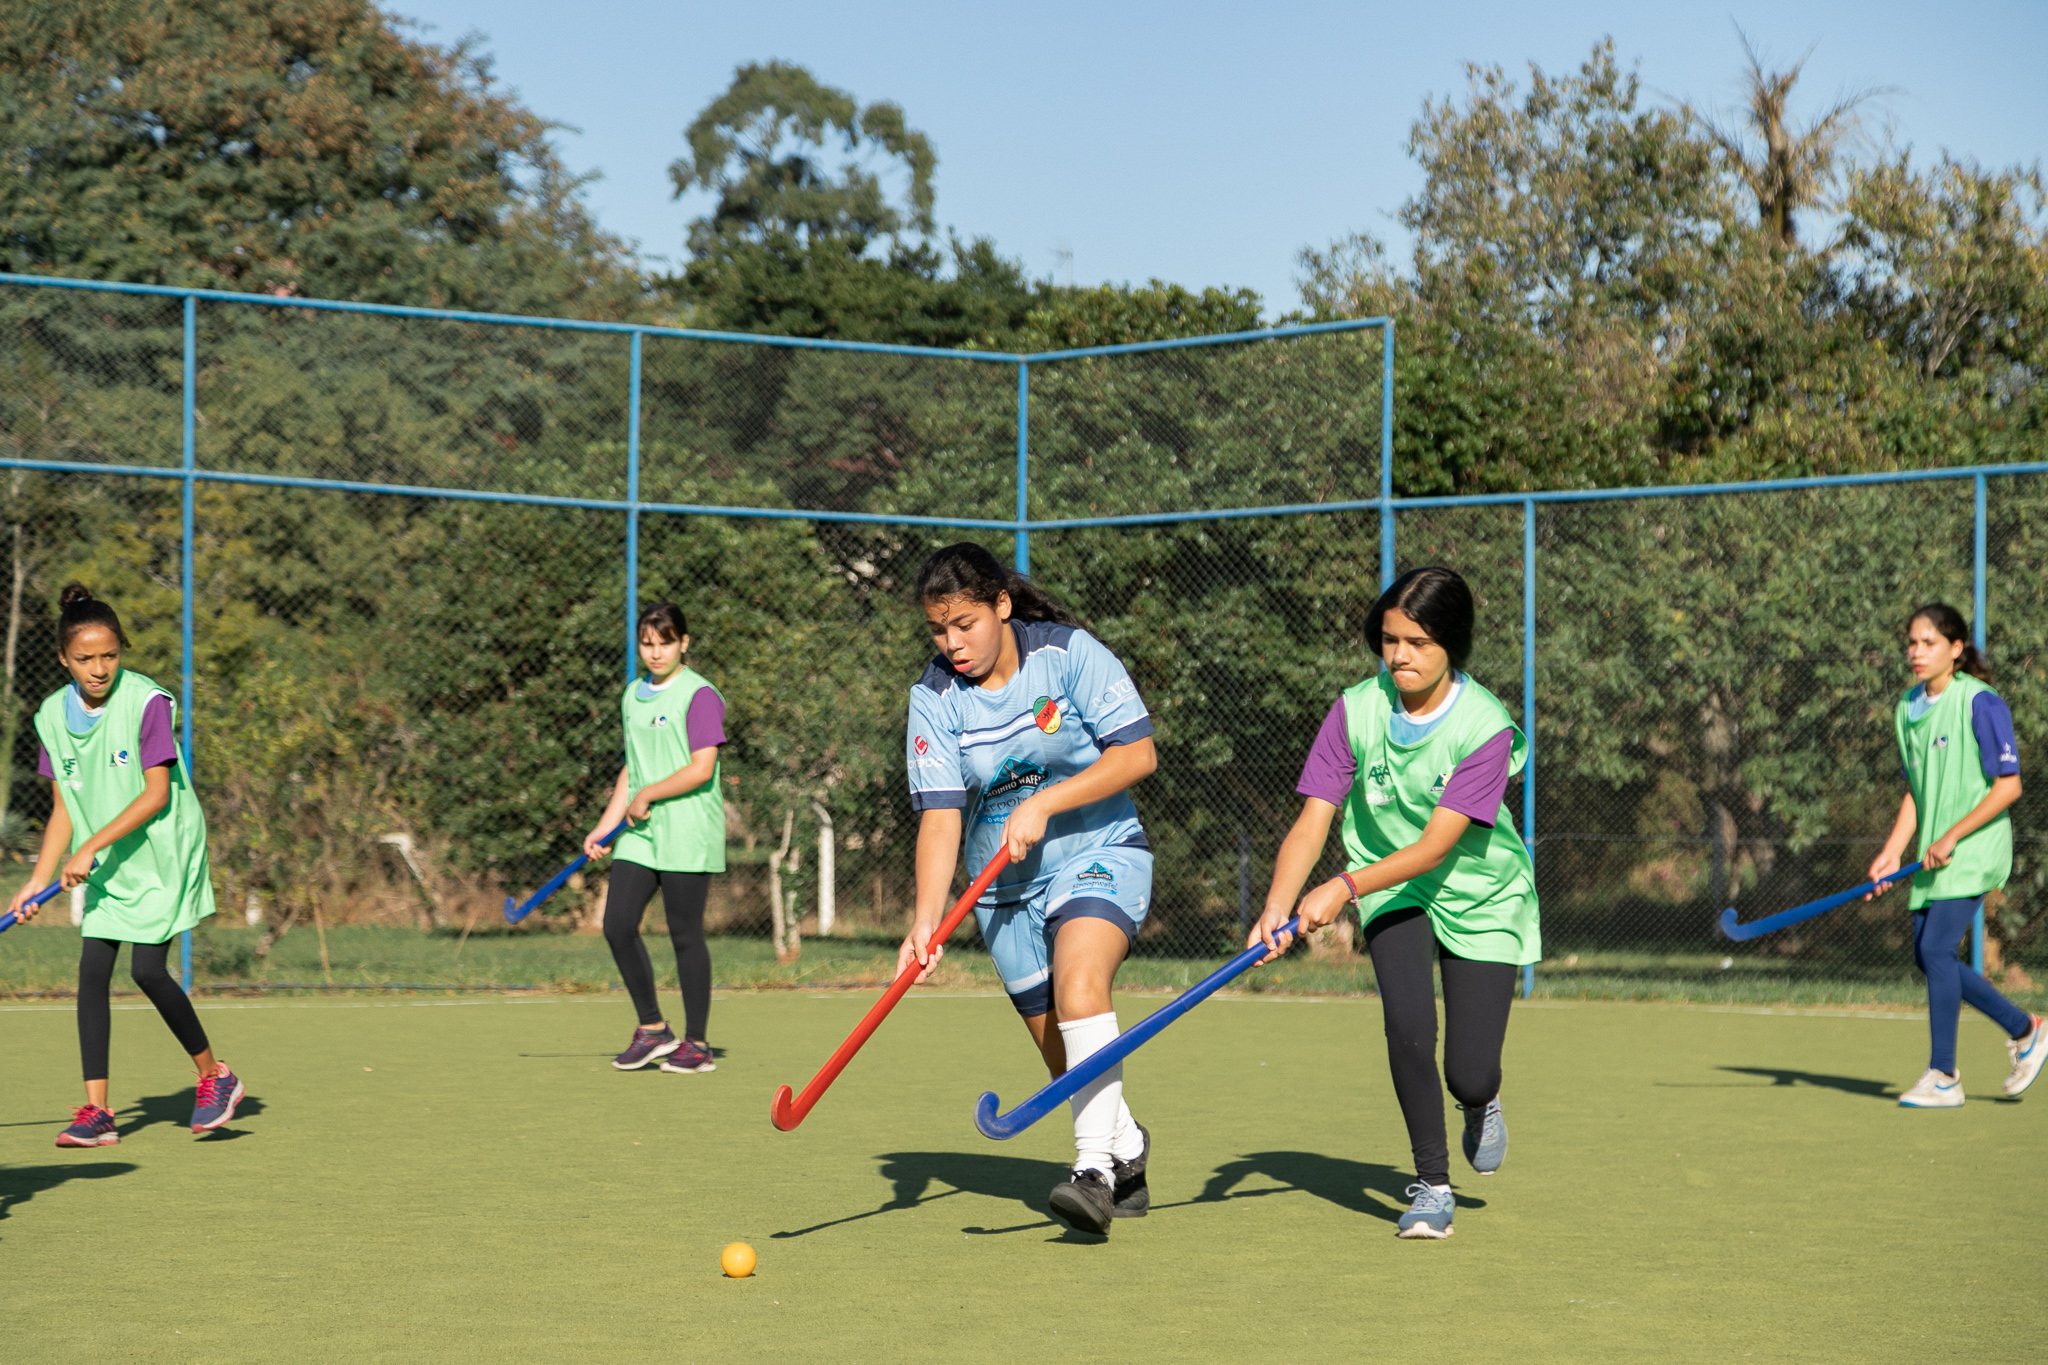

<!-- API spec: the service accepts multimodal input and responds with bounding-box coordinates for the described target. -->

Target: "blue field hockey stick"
[1718,862,1923,943]
[973,915,1301,1140]
[0,880,69,934]
[504,820,629,924]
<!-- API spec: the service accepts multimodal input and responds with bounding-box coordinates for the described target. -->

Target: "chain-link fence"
[3,274,2045,1005]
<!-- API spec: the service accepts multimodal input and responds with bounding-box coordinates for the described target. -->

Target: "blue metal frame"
[1973,473,1989,975]
[6,271,2038,994]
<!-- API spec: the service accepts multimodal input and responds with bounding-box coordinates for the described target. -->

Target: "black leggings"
[604,861,712,1039]
[78,937,212,1083]
[1366,907,1518,1187]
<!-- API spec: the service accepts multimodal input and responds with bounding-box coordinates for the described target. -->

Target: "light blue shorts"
[974,844,1152,1017]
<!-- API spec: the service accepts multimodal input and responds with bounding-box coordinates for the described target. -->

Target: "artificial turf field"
[3,990,2039,1363]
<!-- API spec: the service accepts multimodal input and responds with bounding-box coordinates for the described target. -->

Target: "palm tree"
[1699,31,1889,247]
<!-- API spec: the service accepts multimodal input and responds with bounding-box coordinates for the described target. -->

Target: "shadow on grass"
[1161,1150,1484,1225]
[1712,1066,1895,1099]
[774,1150,1068,1240]
[119,1089,266,1141]
[0,1161,138,1227]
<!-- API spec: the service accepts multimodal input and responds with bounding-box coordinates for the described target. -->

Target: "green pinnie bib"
[31,669,215,943]
[1894,672,2011,908]
[1338,671,1541,965]
[613,667,726,873]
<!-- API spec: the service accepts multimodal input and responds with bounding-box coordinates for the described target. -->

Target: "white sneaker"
[1898,1068,1964,1108]
[2005,1015,2048,1097]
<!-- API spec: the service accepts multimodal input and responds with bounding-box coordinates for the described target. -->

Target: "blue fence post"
[1973,472,1988,975]
[1379,321,1395,590]
[1015,362,1030,574]
[1521,497,1536,999]
[180,294,196,992]
[625,331,643,679]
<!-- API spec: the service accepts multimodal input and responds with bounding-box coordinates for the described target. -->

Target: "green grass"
[3,990,2040,1361]
[6,918,2043,1012]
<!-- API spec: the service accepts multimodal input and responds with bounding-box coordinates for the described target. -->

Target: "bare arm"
[5,781,74,920]
[1261,798,1340,924]
[997,737,1157,862]
[584,766,632,859]
[627,746,720,817]
[897,807,964,981]
[1866,791,1918,895]
[1927,774,2022,869]
[1249,805,1473,963]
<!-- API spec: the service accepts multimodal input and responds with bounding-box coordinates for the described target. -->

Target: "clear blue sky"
[392,1,2046,312]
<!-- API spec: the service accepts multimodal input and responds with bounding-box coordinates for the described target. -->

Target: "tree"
[1695,30,1885,248]
[0,0,638,315]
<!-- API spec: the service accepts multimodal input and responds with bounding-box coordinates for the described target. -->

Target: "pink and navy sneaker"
[659,1039,717,1074]
[191,1064,245,1133]
[613,1025,680,1070]
[56,1105,119,1148]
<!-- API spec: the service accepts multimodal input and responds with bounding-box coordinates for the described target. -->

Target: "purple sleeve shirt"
[38,693,179,778]
[685,686,727,753]
[1294,697,1513,828]
[1972,691,2019,781]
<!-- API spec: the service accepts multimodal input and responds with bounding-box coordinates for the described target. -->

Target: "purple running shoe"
[659,1039,717,1074]
[191,1064,245,1133]
[613,1025,680,1070]
[56,1104,119,1148]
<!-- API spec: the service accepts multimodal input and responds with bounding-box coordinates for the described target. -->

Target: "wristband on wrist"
[1338,870,1362,901]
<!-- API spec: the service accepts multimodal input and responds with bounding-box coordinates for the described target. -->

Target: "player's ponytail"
[914,543,1085,629]
[1907,602,1993,683]
[57,583,129,651]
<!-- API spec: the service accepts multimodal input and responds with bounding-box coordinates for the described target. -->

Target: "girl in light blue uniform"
[899,544,1157,1236]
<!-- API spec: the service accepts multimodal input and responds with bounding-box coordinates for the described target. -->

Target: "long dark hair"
[1365,566,1474,670]
[914,543,1084,628]
[58,583,128,652]
[636,601,689,644]
[1907,602,1992,683]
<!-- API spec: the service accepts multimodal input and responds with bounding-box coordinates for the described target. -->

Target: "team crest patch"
[652,715,668,727]
[61,757,76,778]
[1032,696,1062,734]
[113,749,131,766]
[1934,734,1949,749]
[1366,761,1394,806]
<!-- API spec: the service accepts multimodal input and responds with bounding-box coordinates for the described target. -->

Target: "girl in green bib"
[1866,603,2045,1107]
[1251,567,1537,1240]
[6,585,244,1147]
[580,602,727,1075]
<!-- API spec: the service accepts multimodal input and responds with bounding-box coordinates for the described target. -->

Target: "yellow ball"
[720,1242,756,1278]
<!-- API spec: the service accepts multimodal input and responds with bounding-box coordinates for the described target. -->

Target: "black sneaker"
[1048,1167,1115,1234]
[1110,1122,1150,1218]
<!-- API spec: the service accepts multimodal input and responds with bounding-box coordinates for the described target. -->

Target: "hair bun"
[59,582,94,608]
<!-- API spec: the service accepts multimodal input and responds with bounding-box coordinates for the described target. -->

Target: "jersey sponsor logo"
[113,749,131,767]
[60,757,77,778]
[1032,696,1063,734]
[652,714,668,726]
[1428,771,1448,799]
[1365,760,1395,806]
[1935,734,1949,749]
[978,755,1048,822]
[914,734,930,756]
[1091,677,1138,711]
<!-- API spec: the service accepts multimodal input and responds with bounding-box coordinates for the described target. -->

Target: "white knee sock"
[1059,1012,1124,1177]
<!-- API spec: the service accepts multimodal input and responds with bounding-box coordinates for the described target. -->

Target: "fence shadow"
[0,1161,139,1227]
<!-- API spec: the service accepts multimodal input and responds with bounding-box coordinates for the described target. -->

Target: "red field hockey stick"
[770,848,1010,1131]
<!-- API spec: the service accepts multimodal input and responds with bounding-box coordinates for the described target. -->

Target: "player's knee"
[1444,1063,1499,1108]
[130,959,172,991]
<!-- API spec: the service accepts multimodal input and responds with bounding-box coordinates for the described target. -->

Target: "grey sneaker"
[1048,1167,1115,1235]
[1110,1122,1150,1218]
[1396,1182,1455,1240]
[2005,1016,2047,1097]
[612,1025,679,1070]
[1459,1096,1507,1174]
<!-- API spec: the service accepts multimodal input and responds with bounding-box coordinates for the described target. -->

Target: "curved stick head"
[1717,907,1740,941]
[973,1091,1014,1140]
[503,896,523,924]
[769,1085,800,1131]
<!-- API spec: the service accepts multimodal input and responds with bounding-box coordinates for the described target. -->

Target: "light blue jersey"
[906,621,1153,905]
